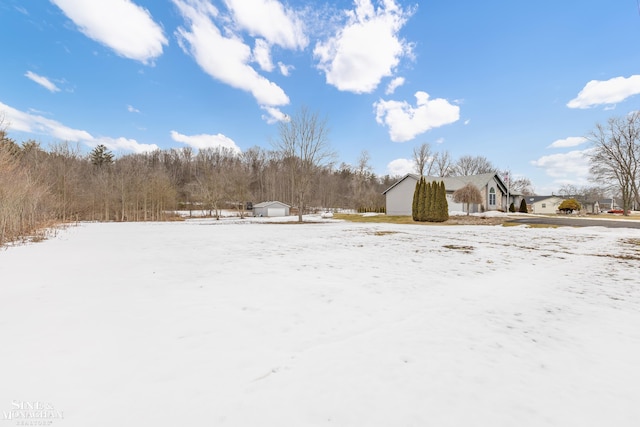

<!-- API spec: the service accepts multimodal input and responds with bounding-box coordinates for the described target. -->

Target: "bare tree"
[433,151,453,177]
[453,183,483,215]
[412,143,432,176]
[273,107,335,222]
[588,112,640,214]
[452,155,497,176]
[510,177,534,196]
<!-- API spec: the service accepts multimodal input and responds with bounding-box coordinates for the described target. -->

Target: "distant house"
[252,201,290,217]
[597,198,621,212]
[525,196,564,214]
[383,173,521,215]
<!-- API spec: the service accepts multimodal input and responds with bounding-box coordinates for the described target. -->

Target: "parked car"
[607,209,628,214]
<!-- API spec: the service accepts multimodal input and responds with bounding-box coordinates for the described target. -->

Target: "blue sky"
[1,0,640,194]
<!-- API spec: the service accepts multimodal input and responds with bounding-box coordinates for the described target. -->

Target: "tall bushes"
[412,178,448,222]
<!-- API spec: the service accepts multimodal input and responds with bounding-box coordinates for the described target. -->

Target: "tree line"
[0,130,392,246]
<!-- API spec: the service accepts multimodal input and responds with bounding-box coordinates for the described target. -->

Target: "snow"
[1,217,640,426]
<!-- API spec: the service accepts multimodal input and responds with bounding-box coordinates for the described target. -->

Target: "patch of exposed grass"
[623,238,640,246]
[443,244,474,253]
[369,230,400,236]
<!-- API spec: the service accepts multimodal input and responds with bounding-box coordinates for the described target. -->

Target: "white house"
[252,201,290,217]
[525,196,564,214]
[383,173,518,216]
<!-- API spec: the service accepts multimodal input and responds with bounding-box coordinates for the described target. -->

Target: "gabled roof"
[383,172,508,195]
[525,195,563,203]
[253,201,290,208]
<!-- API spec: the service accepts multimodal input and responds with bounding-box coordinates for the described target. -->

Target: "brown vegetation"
[0,133,391,245]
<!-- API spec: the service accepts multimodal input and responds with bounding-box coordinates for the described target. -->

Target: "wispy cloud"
[173,0,290,116]
[387,158,414,176]
[567,75,640,109]
[531,149,592,185]
[261,106,288,124]
[374,91,460,142]
[0,100,157,153]
[223,0,308,50]
[548,136,587,149]
[314,0,414,94]
[127,105,141,113]
[385,77,405,95]
[253,38,274,72]
[170,130,241,152]
[277,61,294,76]
[25,71,61,93]
[51,0,167,64]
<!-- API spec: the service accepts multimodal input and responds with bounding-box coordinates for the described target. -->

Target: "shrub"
[519,199,528,213]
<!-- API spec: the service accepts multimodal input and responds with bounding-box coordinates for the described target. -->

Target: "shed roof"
[253,201,291,208]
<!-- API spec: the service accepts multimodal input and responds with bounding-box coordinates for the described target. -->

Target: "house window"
[489,187,496,205]
[542,203,546,208]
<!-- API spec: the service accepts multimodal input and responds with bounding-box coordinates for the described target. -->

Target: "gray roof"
[253,201,290,208]
[383,172,508,194]
[525,195,563,203]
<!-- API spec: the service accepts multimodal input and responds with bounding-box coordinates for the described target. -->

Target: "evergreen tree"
[418,177,427,221]
[424,180,433,221]
[90,144,114,167]
[519,198,528,213]
[437,181,449,222]
[509,202,516,212]
[412,178,420,220]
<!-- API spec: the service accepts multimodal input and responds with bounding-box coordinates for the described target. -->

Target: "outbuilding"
[252,201,290,217]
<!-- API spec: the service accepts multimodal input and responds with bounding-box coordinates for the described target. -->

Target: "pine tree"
[519,198,528,213]
[412,178,420,220]
[90,144,114,167]
[509,202,516,212]
[417,177,427,221]
[437,181,449,222]
[423,180,432,221]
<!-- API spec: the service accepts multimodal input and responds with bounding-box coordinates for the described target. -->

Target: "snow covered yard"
[1,218,640,427]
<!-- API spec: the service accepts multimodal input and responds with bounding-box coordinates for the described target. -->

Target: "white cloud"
[94,137,158,153]
[387,158,414,176]
[260,106,288,124]
[51,0,167,64]
[531,149,592,184]
[277,61,294,76]
[253,38,274,72]
[223,0,307,50]
[385,77,405,95]
[464,119,470,125]
[567,75,640,109]
[0,100,157,153]
[1,100,92,141]
[314,0,413,93]
[127,105,140,113]
[174,0,289,108]
[25,71,61,93]
[374,91,460,142]
[170,130,241,152]
[548,136,587,149]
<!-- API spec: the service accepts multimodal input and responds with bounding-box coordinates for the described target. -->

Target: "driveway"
[508,215,640,229]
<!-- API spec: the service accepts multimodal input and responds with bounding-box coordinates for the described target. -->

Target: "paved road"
[508,216,640,229]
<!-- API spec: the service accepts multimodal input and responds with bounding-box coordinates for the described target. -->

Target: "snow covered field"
[1,217,640,427]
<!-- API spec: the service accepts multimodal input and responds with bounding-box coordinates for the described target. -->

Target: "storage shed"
[252,201,290,217]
